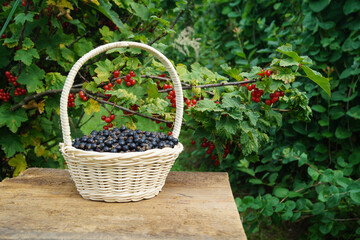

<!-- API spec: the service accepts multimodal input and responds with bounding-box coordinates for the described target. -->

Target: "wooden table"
[0,168,246,239]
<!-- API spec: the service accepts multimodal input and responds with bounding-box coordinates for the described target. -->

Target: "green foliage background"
[0,0,359,239]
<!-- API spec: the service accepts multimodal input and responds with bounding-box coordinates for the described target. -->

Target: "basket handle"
[60,41,184,146]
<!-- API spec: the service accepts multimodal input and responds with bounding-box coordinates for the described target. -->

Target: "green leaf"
[93,59,113,84]
[45,72,66,90]
[146,80,160,98]
[195,98,218,112]
[0,104,28,133]
[319,222,333,234]
[222,95,242,109]
[279,58,299,67]
[350,190,360,204]
[0,128,25,157]
[73,38,94,57]
[129,2,150,20]
[308,167,320,181]
[14,12,34,25]
[22,38,35,50]
[249,179,263,184]
[312,202,325,215]
[346,105,360,119]
[84,98,101,115]
[335,126,352,139]
[273,187,289,198]
[98,0,125,29]
[60,44,75,63]
[309,0,331,12]
[14,48,40,66]
[329,107,345,120]
[302,66,330,96]
[216,117,239,137]
[271,67,295,84]
[8,154,27,177]
[311,104,326,113]
[17,64,45,93]
[276,44,303,62]
[343,0,360,15]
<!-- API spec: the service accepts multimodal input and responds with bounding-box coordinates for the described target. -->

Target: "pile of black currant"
[72,125,179,153]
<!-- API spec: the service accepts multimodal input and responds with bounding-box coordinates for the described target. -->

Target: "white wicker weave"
[59,41,184,202]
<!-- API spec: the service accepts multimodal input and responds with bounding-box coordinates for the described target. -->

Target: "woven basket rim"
[60,142,183,160]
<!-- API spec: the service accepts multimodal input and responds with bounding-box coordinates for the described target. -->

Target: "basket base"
[78,187,162,202]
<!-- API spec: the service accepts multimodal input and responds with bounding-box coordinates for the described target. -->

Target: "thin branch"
[76,110,85,128]
[10,88,82,111]
[86,94,193,129]
[66,30,91,49]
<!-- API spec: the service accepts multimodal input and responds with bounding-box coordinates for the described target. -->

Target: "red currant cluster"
[247,84,264,103]
[79,91,88,101]
[104,20,118,31]
[124,71,136,87]
[103,82,114,91]
[114,70,121,84]
[5,71,18,86]
[199,138,230,166]
[0,89,10,102]
[166,88,177,108]
[257,69,273,78]
[14,87,27,96]
[21,0,27,7]
[67,93,76,107]
[101,114,115,130]
[265,90,284,105]
[184,98,197,108]
[123,104,138,115]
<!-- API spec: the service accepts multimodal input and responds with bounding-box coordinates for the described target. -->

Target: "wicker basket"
[59,41,184,202]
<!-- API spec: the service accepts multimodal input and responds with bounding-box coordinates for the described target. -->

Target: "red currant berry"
[247,85,252,91]
[116,79,122,84]
[129,71,136,77]
[206,149,212,154]
[79,91,84,98]
[1,34,6,39]
[126,81,131,87]
[104,85,109,90]
[211,154,217,160]
[167,131,172,136]
[110,114,115,120]
[192,99,197,104]
[101,115,106,121]
[105,117,111,123]
[82,96,88,101]
[130,79,136,85]
[163,84,168,89]
[5,71,11,78]
[214,159,220,166]
[103,125,108,130]
[279,91,284,97]
[265,99,271,105]
[271,97,278,103]
[209,144,215,150]
[113,70,120,78]
[274,91,280,97]
[108,123,113,128]
[185,99,191,105]
[191,140,196,145]
[108,83,113,88]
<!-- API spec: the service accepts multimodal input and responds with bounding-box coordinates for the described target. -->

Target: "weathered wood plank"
[0,168,246,240]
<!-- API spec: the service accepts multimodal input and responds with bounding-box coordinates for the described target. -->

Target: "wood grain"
[0,168,247,240]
